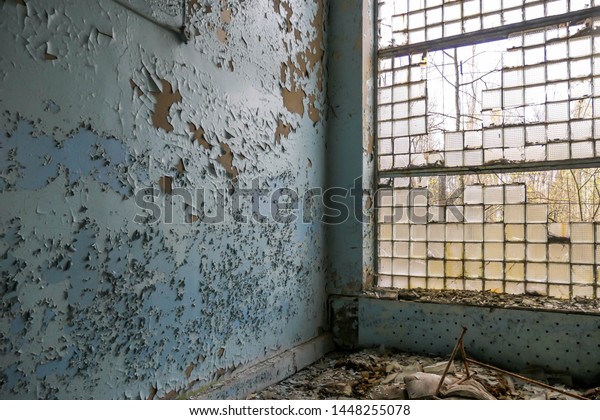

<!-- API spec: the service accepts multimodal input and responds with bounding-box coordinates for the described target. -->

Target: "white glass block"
[465,261,483,279]
[429,206,444,222]
[427,153,444,165]
[464,205,484,223]
[526,224,548,243]
[380,258,393,274]
[525,145,546,161]
[446,223,464,242]
[549,223,570,240]
[527,244,547,262]
[571,141,594,159]
[484,262,504,280]
[410,277,427,288]
[379,207,394,224]
[446,206,464,222]
[445,243,463,260]
[528,262,548,282]
[393,242,409,258]
[380,224,393,240]
[506,243,525,261]
[393,189,409,206]
[411,188,428,206]
[571,120,592,141]
[506,185,526,204]
[505,281,525,295]
[445,132,463,151]
[464,185,483,204]
[380,155,393,170]
[571,223,594,243]
[427,277,445,290]
[549,243,569,262]
[548,262,571,284]
[484,186,504,204]
[572,285,594,298]
[410,153,427,166]
[484,224,504,242]
[394,154,410,168]
[445,278,463,291]
[484,148,504,163]
[464,279,483,291]
[465,243,483,260]
[506,262,525,281]
[572,264,594,284]
[505,224,525,242]
[484,243,504,261]
[547,142,569,160]
[504,88,524,108]
[572,244,594,264]
[394,137,410,153]
[485,207,503,223]
[378,275,393,287]
[504,148,524,162]
[482,89,502,110]
[393,258,410,275]
[526,125,546,144]
[427,243,444,260]
[464,150,483,166]
[446,151,463,167]
[410,242,427,258]
[445,261,463,277]
[504,68,523,88]
[394,224,410,240]
[392,276,409,289]
[547,123,568,141]
[427,224,445,241]
[483,129,502,149]
[505,205,525,223]
[379,241,393,257]
[465,131,483,148]
[526,282,547,295]
[548,284,570,299]
[527,204,547,223]
[411,225,427,241]
[464,224,484,242]
[427,260,444,278]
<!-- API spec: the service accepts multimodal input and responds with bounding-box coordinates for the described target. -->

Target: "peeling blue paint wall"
[0,0,328,399]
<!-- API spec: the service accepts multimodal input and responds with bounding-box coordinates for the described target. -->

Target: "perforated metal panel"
[359,298,600,386]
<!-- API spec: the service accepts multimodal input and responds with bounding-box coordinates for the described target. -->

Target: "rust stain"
[282,87,305,116]
[185,363,195,379]
[188,122,212,150]
[129,79,143,97]
[159,176,173,195]
[217,142,238,179]
[275,118,292,144]
[151,80,182,133]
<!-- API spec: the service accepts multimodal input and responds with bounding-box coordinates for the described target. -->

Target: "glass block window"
[376,1,600,299]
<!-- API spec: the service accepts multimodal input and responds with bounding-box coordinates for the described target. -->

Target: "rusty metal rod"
[465,357,589,400]
[459,342,470,377]
[435,327,468,396]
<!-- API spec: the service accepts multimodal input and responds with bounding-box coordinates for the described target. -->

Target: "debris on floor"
[249,349,594,400]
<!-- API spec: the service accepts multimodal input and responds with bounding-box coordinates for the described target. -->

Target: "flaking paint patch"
[275,119,292,144]
[216,142,238,179]
[151,80,182,133]
[282,87,305,116]
[188,122,211,150]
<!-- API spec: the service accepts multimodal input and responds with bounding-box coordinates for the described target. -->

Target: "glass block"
[504,88,524,108]
[411,225,427,241]
[446,224,464,242]
[464,185,483,204]
[445,260,463,277]
[526,224,547,243]
[504,68,524,88]
[428,260,444,277]
[548,284,570,299]
[427,224,445,241]
[483,129,502,149]
[484,224,504,242]
[464,150,483,166]
[429,206,445,222]
[547,142,569,160]
[505,243,525,261]
[465,131,483,148]
[465,243,483,260]
[446,151,463,167]
[572,244,594,264]
[505,185,525,204]
[504,148,524,162]
[505,205,525,223]
[485,148,504,163]
[526,243,547,262]
[572,285,594,298]
[379,241,393,257]
[464,224,484,242]
[484,262,504,280]
[393,258,410,276]
[379,258,393,274]
[428,242,445,259]
[547,101,569,122]
[484,243,504,261]
[427,153,444,165]
[548,223,570,240]
[378,275,393,287]
[506,262,525,281]
[393,276,410,289]
[525,145,546,161]
[572,264,594,284]
[410,153,427,166]
[484,186,504,204]
[464,279,483,291]
[526,282,547,295]
[571,223,594,243]
[527,204,547,223]
[505,224,525,242]
[393,242,409,258]
[528,262,548,282]
[446,206,464,223]
[410,277,427,288]
[394,154,410,168]
[445,243,463,260]
[445,132,463,151]
[379,224,393,240]
[571,141,594,159]
[526,125,546,144]
[571,120,592,141]
[464,205,483,223]
[445,278,464,291]
[547,123,568,141]
[548,264,571,284]
[465,261,483,279]
[427,277,445,290]
[505,282,525,295]
[394,224,410,241]
[410,242,426,258]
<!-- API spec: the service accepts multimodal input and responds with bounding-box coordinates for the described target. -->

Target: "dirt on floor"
[367,288,600,314]
[249,349,600,400]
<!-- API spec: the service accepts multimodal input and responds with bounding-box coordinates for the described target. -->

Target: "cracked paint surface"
[0,0,327,399]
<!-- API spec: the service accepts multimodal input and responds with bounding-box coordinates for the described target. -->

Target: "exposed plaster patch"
[188,122,211,150]
[129,79,143,97]
[151,80,182,133]
[275,119,292,144]
[216,142,238,179]
[159,176,173,194]
[216,27,227,43]
[185,363,195,379]
[307,94,319,124]
[220,8,232,24]
[282,87,305,116]
[177,159,185,174]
